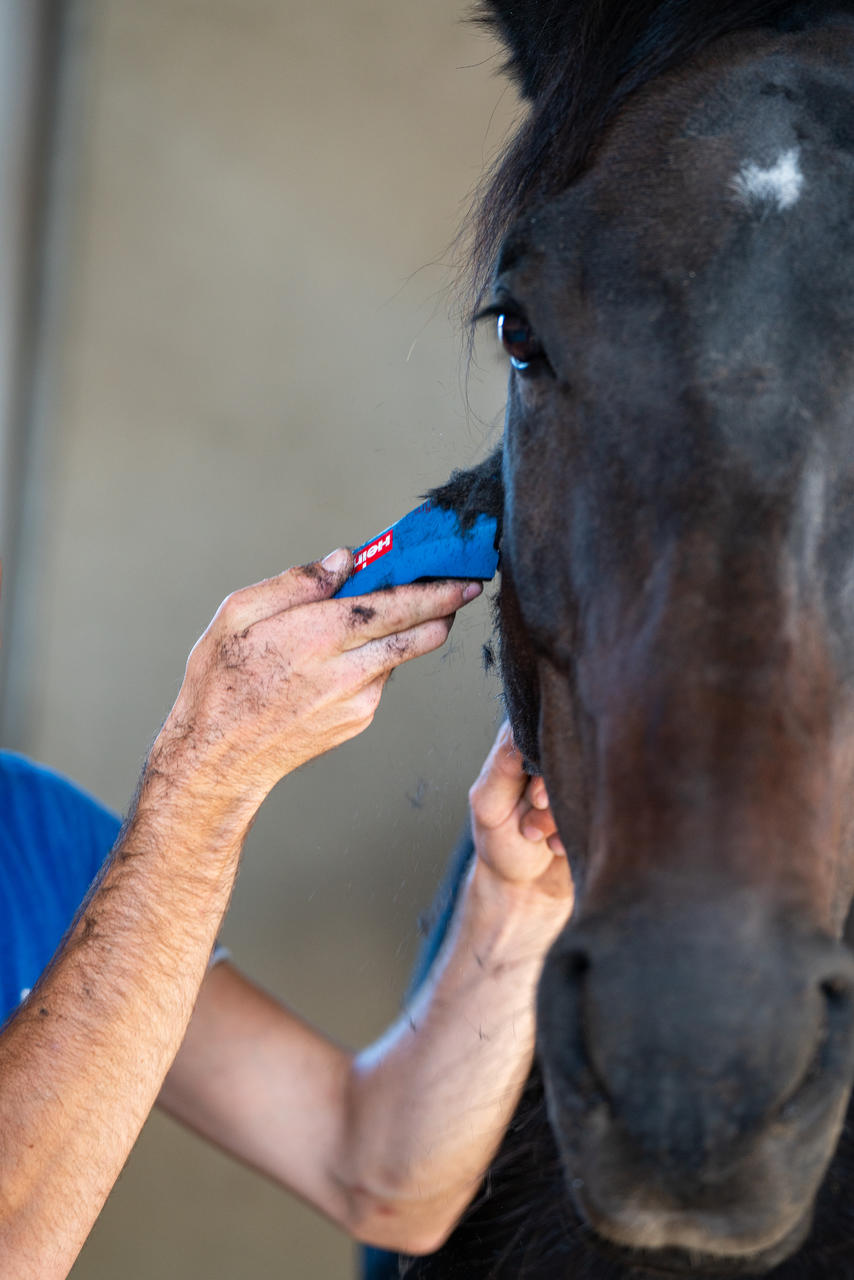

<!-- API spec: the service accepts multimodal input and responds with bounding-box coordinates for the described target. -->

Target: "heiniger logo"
[353,529,394,574]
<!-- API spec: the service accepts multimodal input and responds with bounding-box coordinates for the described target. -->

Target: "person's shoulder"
[0,750,121,842]
[0,749,104,803]
[0,755,122,979]
[0,749,67,786]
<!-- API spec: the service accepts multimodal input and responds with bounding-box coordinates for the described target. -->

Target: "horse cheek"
[497,564,542,770]
[537,657,592,899]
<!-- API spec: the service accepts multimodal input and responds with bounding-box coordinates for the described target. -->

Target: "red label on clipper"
[353,528,394,574]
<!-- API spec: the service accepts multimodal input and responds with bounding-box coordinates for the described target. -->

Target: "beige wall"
[2,1,519,1276]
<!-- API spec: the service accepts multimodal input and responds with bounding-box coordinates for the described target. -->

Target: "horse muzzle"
[536,899,854,1270]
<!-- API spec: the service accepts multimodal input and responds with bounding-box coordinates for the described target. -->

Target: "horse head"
[434,2,854,1271]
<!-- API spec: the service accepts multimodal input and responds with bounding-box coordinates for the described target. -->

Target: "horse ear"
[477,0,583,99]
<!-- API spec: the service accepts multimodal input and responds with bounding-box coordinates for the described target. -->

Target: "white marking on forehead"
[798,461,826,570]
[732,147,804,212]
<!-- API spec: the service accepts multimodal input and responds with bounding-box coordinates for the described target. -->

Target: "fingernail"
[462,582,483,602]
[522,824,545,842]
[321,548,351,572]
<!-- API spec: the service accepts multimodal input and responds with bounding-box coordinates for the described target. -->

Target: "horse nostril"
[563,949,591,982]
[820,974,851,1007]
[817,971,854,1055]
[780,971,854,1121]
[817,971,854,1068]
[543,946,613,1108]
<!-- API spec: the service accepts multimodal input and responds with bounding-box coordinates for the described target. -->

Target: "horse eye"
[497,313,544,372]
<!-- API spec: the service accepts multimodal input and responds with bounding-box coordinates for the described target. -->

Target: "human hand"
[469,722,574,912]
[150,548,482,811]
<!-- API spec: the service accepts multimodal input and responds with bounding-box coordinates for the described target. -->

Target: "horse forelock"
[466,0,854,315]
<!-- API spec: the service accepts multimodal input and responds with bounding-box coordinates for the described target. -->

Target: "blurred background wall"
[0,1,519,1275]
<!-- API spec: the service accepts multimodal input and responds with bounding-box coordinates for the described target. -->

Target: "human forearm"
[338,859,568,1252]
[336,725,574,1252]
[0,556,476,1276]
[159,868,564,1257]
[159,724,572,1256]
[0,770,247,1280]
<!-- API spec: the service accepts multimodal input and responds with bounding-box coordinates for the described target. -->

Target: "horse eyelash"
[471,301,508,326]
[471,289,534,325]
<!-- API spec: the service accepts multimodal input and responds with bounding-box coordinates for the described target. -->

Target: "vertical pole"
[0,0,48,581]
[0,0,91,748]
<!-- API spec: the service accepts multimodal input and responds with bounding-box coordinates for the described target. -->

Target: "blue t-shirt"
[0,751,121,1025]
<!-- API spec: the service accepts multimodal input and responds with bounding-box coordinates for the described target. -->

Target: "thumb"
[220,548,354,630]
[314,546,355,593]
[283,546,356,605]
[469,721,529,830]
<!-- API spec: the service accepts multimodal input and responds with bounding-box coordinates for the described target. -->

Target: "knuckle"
[468,779,485,815]
[389,632,415,661]
[363,681,384,712]
[216,592,246,632]
[353,683,382,722]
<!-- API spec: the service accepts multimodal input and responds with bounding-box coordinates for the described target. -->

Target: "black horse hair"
[424,444,504,535]
[365,7,854,1279]
[465,0,854,312]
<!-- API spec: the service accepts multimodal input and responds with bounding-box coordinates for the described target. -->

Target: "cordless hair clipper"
[334,500,499,598]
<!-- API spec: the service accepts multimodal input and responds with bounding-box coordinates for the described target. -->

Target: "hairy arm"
[0,776,248,1278]
[159,723,573,1255]
[0,553,478,1279]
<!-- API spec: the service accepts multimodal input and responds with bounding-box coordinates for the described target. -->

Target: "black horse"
[369,2,854,1275]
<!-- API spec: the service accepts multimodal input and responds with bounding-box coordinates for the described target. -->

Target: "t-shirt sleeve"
[0,753,229,1023]
[46,770,122,888]
[0,753,120,901]
[0,754,122,1022]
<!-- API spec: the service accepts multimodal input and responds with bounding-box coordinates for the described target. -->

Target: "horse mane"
[466,0,854,310]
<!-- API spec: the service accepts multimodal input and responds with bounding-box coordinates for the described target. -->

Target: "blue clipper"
[335,500,499,598]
